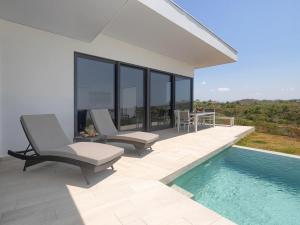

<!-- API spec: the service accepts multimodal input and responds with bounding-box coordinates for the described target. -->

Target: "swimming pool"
[171,146,300,225]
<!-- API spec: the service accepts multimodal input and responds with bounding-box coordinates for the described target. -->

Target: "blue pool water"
[172,147,300,225]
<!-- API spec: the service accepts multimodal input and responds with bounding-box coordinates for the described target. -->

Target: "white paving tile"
[0,126,253,225]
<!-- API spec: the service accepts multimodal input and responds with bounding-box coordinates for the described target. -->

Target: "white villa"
[0,1,253,225]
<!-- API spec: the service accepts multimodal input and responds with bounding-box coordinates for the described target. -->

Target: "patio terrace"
[0,126,253,225]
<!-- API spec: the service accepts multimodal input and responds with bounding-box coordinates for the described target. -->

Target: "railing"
[216,116,235,127]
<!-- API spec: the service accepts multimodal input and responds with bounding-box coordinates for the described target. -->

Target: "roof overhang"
[0,0,237,68]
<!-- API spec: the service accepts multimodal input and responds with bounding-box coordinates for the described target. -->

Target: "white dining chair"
[178,110,193,132]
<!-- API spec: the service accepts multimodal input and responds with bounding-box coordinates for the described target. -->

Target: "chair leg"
[23,158,45,171]
[81,168,90,185]
[138,149,143,156]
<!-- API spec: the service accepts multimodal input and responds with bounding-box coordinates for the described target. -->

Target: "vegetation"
[194,99,300,155]
[237,132,300,155]
[194,99,300,138]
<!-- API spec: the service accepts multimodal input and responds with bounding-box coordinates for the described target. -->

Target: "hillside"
[194,99,300,138]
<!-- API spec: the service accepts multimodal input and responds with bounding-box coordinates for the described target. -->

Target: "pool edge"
[233,145,300,159]
[160,126,255,184]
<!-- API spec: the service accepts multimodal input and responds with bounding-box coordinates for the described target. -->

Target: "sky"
[174,0,300,102]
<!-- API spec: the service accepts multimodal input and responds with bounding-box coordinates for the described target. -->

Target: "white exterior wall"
[0,19,194,156]
[0,40,3,157]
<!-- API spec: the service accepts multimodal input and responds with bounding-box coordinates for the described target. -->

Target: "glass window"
[150,71,172,129]
[76,56,115,134]
[175,76,191,110]
[120,65,145,131]
[75,53,193,134]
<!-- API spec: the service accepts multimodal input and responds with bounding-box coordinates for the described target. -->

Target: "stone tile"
[82,211,122,225]
[117,215,147,225]
[170,218,193,225]
[211,217,237,225]
[1,202,57,225]
[0,126,253,225]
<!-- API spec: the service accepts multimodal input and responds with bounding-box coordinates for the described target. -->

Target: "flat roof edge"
[168,0,238,55]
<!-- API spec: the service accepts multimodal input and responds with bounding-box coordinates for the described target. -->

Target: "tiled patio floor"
[0,126,253,225]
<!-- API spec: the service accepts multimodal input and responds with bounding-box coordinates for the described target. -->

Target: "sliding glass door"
[120,65,145,131]
[74,52,193,134]
[150,71,172,129]
[175,76,192,110]
[75,55,115,134]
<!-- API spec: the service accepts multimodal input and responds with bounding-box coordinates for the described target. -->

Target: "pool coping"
[1,126,256,225]
[233,145,300,159]
[160,126,255,184]
[156,127,254,225]
[167,141,300,225]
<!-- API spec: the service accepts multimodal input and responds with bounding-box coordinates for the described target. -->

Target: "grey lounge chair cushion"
[109,132,159,144]
[42,142,124,166]
[21,114,72,154]
[90,109,118,136]
[20,114,124,165]
[90,109,160,146]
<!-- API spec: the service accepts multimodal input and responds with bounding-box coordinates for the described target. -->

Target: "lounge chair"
[7,114,124,184]
[90,109,159,154]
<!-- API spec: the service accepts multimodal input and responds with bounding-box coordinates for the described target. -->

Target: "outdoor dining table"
[190,112,216,132]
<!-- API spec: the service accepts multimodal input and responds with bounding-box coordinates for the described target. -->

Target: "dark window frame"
[74,52,193,136]
[174,74,193,112]
[149,69,173,131]
[119,63,147,131]
[74,52,117,137]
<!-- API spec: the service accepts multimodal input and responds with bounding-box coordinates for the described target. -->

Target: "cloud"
[281,87,295,92]
[201,81,207,85]
[217,87,231,92]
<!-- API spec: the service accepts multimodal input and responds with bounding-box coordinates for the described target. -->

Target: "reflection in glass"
[175,76,191,110]
[150,71,171,129]
[76,57,115,134]
[120,66,145,131]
